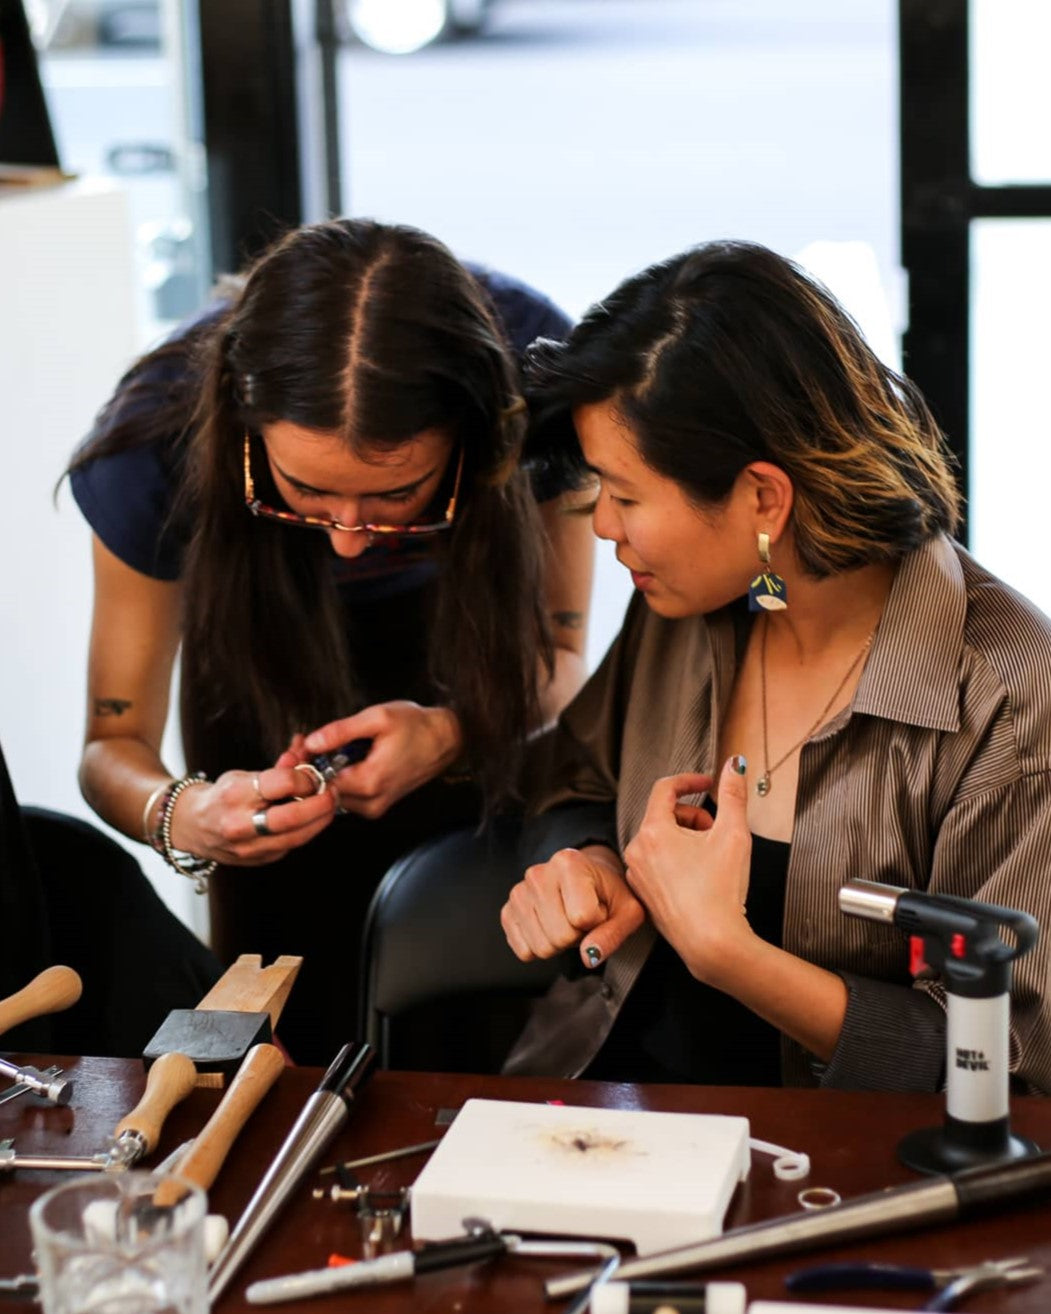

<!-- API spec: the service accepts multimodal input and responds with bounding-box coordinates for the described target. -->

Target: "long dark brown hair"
[72,220,552,804]
[527,240,961,576]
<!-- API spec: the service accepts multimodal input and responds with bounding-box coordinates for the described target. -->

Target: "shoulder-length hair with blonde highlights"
[527,240,961,576]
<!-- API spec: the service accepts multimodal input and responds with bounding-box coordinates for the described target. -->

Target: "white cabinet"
[0,176,205,937]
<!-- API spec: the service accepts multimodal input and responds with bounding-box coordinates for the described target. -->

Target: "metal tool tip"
[49,1078,73,1106]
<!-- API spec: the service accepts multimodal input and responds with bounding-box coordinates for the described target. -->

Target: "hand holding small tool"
[301,701,462,817]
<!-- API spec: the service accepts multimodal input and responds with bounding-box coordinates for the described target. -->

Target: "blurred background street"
[37,0,898,665]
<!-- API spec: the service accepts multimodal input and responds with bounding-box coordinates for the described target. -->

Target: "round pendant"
[756,774,771,797]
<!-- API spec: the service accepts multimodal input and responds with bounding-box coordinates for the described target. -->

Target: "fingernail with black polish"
[730,754,747,776]
[585,945,602,968]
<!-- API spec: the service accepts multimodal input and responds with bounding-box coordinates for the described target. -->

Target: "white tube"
[946,993,1010,1122]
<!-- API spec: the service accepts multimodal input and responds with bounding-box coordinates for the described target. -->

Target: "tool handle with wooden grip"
[0,966,82,1037]
[155,1043,285,1204]
[113,1051,198,1154]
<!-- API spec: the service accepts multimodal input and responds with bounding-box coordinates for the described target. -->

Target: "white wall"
[0,177,205,938]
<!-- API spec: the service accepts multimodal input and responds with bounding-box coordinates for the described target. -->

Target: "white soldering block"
[410,1099,750,1255]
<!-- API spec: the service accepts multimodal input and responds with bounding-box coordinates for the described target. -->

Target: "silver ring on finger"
[251,809,271,838]
[293,762,327,796]
[251,774,264,803]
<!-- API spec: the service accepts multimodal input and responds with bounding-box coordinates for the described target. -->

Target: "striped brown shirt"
[508,534,1051,1092]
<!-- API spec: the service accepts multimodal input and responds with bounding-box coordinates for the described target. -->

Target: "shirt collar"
[851,533,965,731]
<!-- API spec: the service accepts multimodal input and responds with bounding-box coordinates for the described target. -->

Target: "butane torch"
[839,879,1040,1175]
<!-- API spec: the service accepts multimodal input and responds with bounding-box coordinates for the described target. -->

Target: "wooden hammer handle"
[156,1043,285,1202]
[114,1051,198,1153]
[0,966,82,1037]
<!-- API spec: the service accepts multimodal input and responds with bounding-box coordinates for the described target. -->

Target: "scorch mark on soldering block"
[544,1128,640,1157]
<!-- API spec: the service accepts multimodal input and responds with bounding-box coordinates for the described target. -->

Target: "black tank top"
[583,831,790,1086]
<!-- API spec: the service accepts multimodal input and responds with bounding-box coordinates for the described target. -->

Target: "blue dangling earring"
[748,531,788,612]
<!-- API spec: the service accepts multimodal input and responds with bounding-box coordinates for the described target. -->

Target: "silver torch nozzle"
[839,879,905,924]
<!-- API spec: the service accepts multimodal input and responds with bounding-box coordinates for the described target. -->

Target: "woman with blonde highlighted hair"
[501,240,1051,1093]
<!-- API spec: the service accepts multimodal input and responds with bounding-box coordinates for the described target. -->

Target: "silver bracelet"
[159,772,217,895]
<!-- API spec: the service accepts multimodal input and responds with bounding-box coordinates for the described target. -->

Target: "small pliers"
[786,1255,1043,1310]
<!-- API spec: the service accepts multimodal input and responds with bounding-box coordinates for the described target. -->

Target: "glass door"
[29,0,210,342]
[968,0,1051,611]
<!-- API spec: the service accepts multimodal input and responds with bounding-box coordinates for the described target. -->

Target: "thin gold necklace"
[756,617,875,798]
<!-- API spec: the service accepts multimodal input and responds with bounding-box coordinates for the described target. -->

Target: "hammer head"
[143,1009,271,1083]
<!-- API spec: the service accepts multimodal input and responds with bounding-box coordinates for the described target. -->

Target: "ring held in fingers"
[292,762,327,796]
[251,809,271,838]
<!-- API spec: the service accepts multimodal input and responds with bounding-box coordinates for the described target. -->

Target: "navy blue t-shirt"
[70,263,574,596]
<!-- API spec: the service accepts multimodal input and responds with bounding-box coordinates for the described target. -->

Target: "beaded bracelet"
[158,771,217,895]
[149,775,188,853]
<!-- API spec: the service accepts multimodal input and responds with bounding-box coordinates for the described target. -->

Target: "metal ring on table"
[293,762,328,796]
[797,1186,841,1211]
[251,809,271,838]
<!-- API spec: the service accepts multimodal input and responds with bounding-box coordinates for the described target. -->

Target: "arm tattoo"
[551,610,585,630]
[94,698,133,717]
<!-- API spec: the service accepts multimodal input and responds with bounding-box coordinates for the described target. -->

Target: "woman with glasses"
[499,240,1051,1093]
[67,218,595,1063]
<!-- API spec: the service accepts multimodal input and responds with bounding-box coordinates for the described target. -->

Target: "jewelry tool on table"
[207,1039,375,1304]
[564,1249,620,1314]
[0,1060,69,1108]
[245,1225,622,1304]
[312,1138,443,1244]
[152,1042,285,1204]
[0,1139,108,1173]
[141,954,301,1090]
[0,967,83,1107]
[545,1147,1051,1299]
[0,1274,37,1299]
[0,1067,63,1110]
[317,1137,442,1174]
[0,1050,198,1174]
[0,1056,253,1302]
[841,880,1040,1172]
[96,1042,282,1270]
[246,1219,516,1301]
[786,1255,1042,1311]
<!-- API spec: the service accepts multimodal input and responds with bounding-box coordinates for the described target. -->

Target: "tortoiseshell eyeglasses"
[243,432,463,537]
